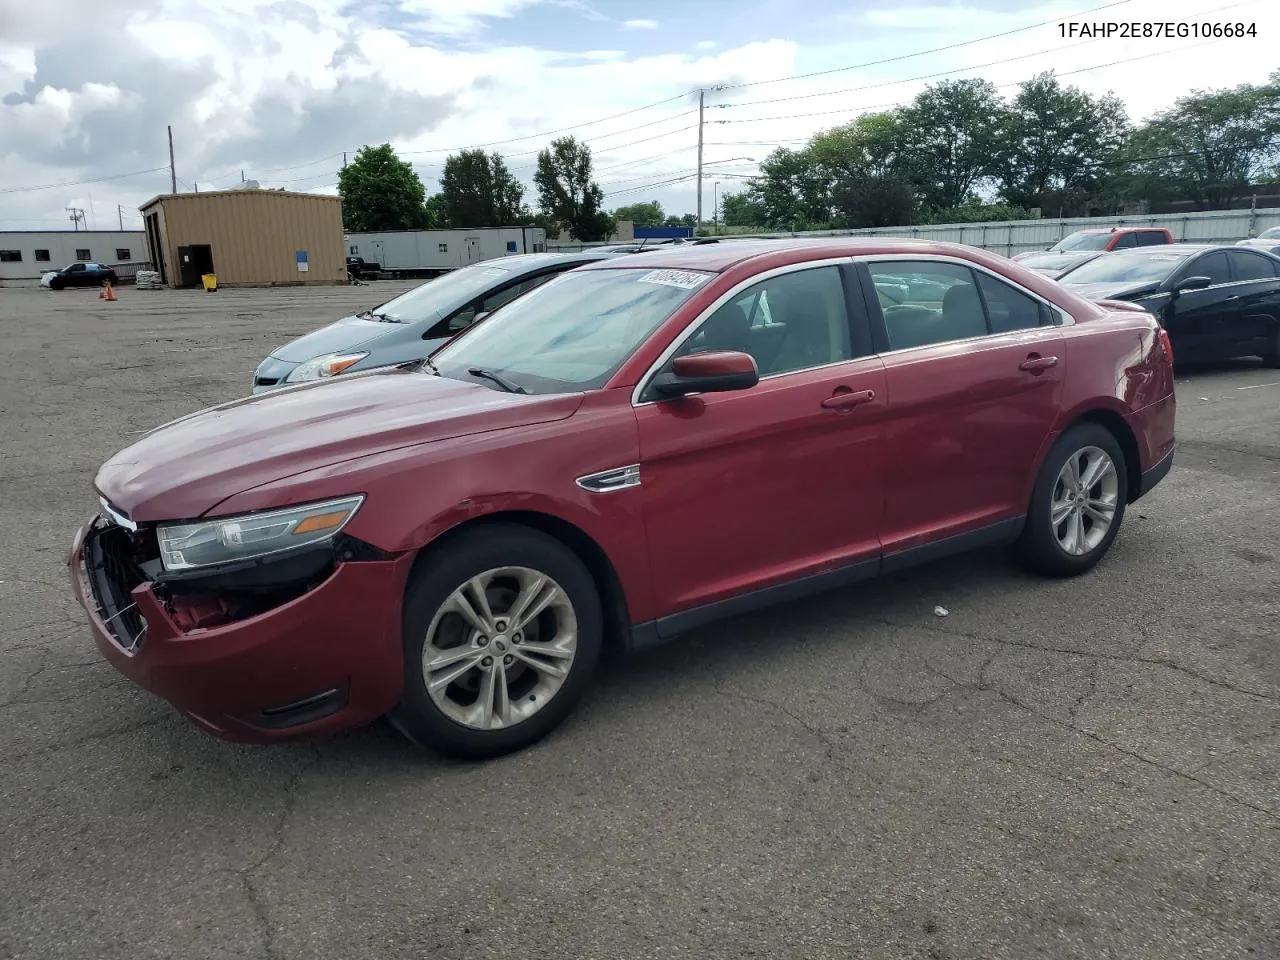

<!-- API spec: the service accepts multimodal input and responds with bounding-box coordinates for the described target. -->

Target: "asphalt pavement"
[1,282,1277,960]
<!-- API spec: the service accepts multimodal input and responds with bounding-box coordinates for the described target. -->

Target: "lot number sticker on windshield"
[638,269,710,290]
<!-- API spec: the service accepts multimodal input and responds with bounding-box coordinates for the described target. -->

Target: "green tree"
[424,193,449,228]
[1126,74,1280,210]
[337,143,428,231]
[748,146,830,228]
[612,201,665,226]
[720,191,766,227]
[534,137,615,241]
[663,213,697,229]
[440,149,527,227]
[809,112,920,227]
[996,72,1130,217]
[899,79,1009,214]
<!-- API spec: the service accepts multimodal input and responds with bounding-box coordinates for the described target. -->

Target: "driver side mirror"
[1175,275,1212,293]
[650,351,759,399]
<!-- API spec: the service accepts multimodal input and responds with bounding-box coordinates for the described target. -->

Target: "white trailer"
[344,227,547,277]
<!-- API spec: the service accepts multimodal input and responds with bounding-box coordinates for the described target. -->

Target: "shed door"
[465,237,481,264]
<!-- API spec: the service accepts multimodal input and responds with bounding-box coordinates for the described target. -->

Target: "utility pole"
[117,204,123,230]
[343,152,347,168]
[241,169,245,183]
[167,125,177,194]
[695,89,705,230]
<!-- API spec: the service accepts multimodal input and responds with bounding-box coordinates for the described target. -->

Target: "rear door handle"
[1019,354,1059,373]
[1223,295,1240,302]
[821,389,875,411]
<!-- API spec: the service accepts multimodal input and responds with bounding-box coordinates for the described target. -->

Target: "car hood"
[269,312,437,363]
[1059,281,1158,302]
[95,369,584,523]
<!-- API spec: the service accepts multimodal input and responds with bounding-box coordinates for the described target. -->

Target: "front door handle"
[821,388,875,411]
[1223,295,1240,302]
[1019,354,1059,373]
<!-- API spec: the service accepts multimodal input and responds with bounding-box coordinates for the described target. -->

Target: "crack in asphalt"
[884,618,1280,704]
[0,657,109,710]
[1069,659,1102,725]
[914,658,1280,825]
[1,715,170,764]
[239,747,322,960]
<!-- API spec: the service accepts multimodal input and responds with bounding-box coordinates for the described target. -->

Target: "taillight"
[1157,328,1174,365]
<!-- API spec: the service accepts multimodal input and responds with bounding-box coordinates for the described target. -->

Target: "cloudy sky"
[1,0,1276,231]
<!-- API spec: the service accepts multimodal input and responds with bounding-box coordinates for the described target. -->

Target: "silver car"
[252,251,625,393]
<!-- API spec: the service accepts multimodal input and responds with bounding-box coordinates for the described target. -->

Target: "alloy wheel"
[421,566,578,731]
[1051,445,1120,556]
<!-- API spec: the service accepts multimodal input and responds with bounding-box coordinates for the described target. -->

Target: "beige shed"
[138,188,346,288]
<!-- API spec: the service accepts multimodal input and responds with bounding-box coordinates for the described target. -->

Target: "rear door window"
[1226,250,1278,281]
[1111,232,1139,249]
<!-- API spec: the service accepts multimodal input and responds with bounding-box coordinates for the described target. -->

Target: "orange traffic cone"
[100,281,117,301]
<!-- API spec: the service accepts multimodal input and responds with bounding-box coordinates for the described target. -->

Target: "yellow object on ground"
[201,273,218,292]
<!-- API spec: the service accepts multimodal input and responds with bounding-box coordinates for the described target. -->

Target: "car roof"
[1105,243,1218,255]
[573,236,996,274]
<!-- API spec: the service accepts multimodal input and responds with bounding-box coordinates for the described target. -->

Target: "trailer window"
[35,249,51,262]
[0,250,21,262]
[439,243,448,252]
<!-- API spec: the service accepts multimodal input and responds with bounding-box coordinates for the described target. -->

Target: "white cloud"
[623,19,659,30]
[1,0,1278,225]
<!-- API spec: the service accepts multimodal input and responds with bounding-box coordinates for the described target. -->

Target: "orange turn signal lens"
[292,511,350,535]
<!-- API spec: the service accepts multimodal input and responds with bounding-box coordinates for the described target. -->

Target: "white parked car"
[1236,226,1280,254]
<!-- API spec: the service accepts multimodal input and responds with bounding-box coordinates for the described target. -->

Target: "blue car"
[252,251,625,393]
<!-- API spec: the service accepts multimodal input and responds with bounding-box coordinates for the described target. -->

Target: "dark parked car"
[71,238,1176,759]
[252,251,626,392]
[40,262,118,290]
[1057,243,1280,365]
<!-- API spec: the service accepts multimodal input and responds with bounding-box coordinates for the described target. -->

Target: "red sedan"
[69,239,1177,759]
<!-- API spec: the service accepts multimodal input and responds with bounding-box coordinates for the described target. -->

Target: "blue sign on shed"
[295,250,309,273]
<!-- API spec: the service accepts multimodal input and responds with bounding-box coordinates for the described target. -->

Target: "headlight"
[286,352,368,383]
[156,496,364,572]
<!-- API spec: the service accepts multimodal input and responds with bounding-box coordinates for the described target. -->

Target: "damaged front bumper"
[68,514,414,742]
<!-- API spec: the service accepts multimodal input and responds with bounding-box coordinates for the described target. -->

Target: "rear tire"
[391,523,603,760]
[1016,423,1129,578]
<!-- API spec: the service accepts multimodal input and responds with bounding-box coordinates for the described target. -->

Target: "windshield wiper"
[467,367,527,394]
[357,310,399,323]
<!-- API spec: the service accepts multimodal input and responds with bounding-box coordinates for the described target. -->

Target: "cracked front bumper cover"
[68,519,414,743]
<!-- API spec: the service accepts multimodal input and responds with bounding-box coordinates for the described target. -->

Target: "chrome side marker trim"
[576,464,641,494]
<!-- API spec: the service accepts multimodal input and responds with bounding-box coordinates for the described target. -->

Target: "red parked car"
[69,239,1177,759]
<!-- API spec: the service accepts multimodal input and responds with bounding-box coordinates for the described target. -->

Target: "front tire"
[1016,423,1128,578]
[391,523,603,760]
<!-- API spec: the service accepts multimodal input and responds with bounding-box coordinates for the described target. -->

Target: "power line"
[0,166,170,196]
[708,0,1139,93]
[714,35,1237,126]
[712,0,1261,113]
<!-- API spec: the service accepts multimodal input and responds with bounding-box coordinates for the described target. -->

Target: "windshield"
[430,267,713,394]
[1059,252,1188,285]
[1053,232,1112,251]
[372,261,517,323]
